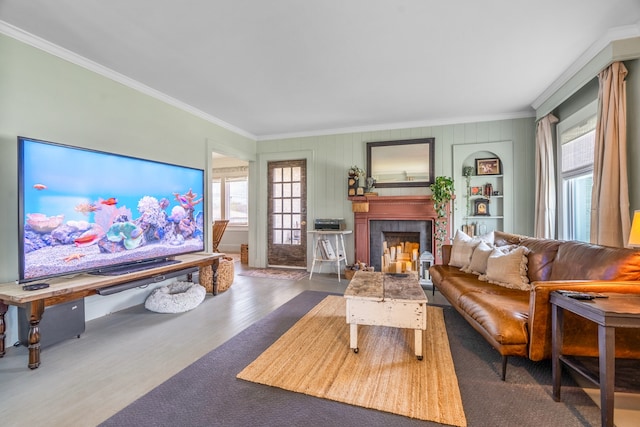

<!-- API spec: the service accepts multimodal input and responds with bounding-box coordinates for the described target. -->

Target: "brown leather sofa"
[430,231,640,380]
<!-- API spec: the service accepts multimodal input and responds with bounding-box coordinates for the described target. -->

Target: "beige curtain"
[534,114,558,238]
[590,61,629,247]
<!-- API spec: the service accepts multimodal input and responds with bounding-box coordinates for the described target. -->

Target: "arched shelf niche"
[452,141,513,239]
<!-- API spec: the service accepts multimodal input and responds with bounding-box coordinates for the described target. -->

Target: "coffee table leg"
[415,329,423,360]
[350,323,358,353]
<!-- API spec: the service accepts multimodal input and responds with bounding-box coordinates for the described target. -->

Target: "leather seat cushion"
[457,290,530,346]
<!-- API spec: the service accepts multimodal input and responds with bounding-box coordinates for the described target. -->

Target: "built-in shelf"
[453,141,513,235]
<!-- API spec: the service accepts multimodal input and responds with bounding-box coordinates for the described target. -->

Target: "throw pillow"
[465,240,494,275]
[449,230,479,268]
[480,246,530,290]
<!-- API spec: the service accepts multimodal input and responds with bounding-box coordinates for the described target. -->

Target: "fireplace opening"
[381,232,420,273]
[369,220,432,272]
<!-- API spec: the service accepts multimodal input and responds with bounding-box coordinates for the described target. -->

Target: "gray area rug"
[101,291,601,427]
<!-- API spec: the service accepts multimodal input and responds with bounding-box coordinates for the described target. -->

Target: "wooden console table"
[0,252,224,369]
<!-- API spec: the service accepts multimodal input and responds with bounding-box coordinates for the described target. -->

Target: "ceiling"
[1,1,640,140]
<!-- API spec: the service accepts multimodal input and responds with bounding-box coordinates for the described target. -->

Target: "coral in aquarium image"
[19,137,206,281]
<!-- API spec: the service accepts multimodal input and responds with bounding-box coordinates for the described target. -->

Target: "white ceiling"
[1,1,640,140]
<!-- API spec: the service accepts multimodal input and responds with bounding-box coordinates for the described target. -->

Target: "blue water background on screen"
[22,139,203,222]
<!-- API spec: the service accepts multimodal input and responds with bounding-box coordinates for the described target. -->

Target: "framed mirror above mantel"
[366,138,435,188]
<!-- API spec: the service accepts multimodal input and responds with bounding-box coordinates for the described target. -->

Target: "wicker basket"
[217,257,235,293]
[199,264,213,293]
[240,244,249,264]
[344,267,374,280]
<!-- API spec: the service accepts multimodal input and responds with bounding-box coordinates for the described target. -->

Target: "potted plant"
[429,176,455,257]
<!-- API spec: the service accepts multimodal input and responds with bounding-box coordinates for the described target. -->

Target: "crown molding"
[0,20,257,141]
[531,22,640,110]
[257,111,535,141]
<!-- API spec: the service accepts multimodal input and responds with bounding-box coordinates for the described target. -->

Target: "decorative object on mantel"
[429,176,455,257]
[351,201,369,212]
[347,165,366,197]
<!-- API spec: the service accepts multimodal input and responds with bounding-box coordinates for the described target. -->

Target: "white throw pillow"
[449,230,479,268]
[476,230,495,246]
[480,246,530,290]
[465,240,494,275]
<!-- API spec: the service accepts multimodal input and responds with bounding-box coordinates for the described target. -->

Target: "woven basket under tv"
[217,257,235,293]
[199,257,235,293]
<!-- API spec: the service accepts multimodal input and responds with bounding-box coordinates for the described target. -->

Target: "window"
[212,168,248,226]
[557,101,597,241]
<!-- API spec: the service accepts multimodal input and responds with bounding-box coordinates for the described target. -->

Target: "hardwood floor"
[1,260,637,426]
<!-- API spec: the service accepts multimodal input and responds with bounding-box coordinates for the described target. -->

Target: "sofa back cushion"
[493,231,522,247]
[549,241,640,281]
[519,238,562,282]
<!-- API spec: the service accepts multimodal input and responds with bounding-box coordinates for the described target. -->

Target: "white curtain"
[534,114,558,238]
[590,61,630,247]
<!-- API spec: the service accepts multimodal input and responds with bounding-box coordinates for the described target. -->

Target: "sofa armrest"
[440,244,452,265]
[528,280,640,360]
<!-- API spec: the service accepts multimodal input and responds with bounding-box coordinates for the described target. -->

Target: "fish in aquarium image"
[19,137,206,281]
[22,189,204,280]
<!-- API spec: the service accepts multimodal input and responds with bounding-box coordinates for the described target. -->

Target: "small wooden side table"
[551,292,640,427]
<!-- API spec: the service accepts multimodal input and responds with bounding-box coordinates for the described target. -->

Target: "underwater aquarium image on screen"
[18,136,205,283]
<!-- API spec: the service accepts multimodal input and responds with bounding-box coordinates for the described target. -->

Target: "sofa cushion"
[481,246,530,290]
[549,241,640,281]
[431,269,488,304]
[449,230,479,268]
[457,290,530,348]
[464,240,493,275]
[518,237,562,282]
[493,230,523,247]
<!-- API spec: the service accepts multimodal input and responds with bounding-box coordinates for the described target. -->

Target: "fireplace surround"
[349,195,450,265]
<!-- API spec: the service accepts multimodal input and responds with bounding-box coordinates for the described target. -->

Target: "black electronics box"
[18,298,85,349]
[314,218,346,230]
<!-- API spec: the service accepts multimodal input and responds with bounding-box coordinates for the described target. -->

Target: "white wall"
[254,119,537,268]
[0,31,539,348]
[0,34,256,346]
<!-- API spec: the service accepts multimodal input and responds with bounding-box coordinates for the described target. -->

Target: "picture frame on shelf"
[473,198,491,216]
[476,157,501,175]
[470,186,483,196]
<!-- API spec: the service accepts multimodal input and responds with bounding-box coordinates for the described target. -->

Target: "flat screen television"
[18,136,205,283]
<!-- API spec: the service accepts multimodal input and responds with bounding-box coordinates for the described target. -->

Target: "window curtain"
[590,61,629,247]
[534,114,558,238]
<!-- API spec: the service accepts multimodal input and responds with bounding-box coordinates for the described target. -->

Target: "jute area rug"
[237,296,467,426]
[239,268,309,280]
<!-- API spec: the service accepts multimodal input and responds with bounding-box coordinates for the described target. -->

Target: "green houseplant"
[429,176,455,256]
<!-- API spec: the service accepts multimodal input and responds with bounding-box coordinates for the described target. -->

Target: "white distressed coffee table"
[344,270,428,360]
